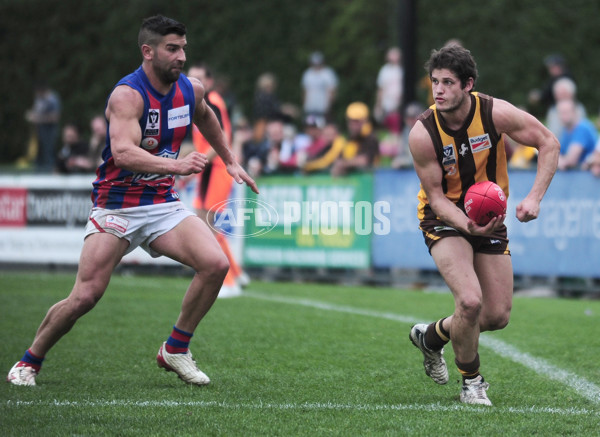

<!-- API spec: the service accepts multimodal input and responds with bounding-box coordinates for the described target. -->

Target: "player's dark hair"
[138,15,186,49]
[426,45,478,89]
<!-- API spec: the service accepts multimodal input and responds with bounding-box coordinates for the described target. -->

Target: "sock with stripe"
[165,326,193,354]
[424,317,450,351]
[456,353,481,383]
[19,349,45,372]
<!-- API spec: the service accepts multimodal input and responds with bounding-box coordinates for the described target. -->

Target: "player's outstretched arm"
[492,99,559,222]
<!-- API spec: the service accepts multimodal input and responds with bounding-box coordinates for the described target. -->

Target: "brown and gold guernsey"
[416,92,509,220]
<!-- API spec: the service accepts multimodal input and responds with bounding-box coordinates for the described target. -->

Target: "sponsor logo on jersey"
[469,133,492,153]
[459,143,469,156]
[105,215,129,233]
[144,109,160,136]
[167,105,190,129]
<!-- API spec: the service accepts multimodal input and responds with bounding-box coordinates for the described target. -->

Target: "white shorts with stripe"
[85,202,196,258]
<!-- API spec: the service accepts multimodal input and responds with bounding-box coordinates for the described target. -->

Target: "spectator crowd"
[20,46,600,179]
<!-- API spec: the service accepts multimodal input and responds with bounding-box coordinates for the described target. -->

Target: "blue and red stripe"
[165,326,193,354]
[91,66,195,210]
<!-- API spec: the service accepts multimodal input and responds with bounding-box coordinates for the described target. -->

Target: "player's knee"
[203,253,229,282]
[214,255,230,278]
[483,312,510,331]
[456,296,482,321]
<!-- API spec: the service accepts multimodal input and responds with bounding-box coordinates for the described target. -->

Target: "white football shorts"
[84,202,196,257]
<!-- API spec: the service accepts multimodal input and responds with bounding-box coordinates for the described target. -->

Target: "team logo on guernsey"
[167,105,190,129]
[469,133,492,153]
[144,109,160,136]
[442,144,457,175]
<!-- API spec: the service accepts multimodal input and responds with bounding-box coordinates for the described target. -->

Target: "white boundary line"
[3,399,598,416]
[244,291,600,405]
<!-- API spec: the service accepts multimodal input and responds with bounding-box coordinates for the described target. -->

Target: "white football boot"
[409,323,449,385]
[7,362,38,386]
[460,375,492,406]
[156,342,210,386]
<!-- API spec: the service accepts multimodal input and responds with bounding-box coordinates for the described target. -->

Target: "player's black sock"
[456,354,481,383]
[424,317,450,351]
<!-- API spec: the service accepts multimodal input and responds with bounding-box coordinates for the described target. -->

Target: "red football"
[464,181,507,225]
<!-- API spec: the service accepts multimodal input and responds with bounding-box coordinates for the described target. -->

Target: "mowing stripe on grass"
[4,399,597,416]
[244,291,600,405]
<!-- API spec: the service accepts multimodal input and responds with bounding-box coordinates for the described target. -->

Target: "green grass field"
[1,272,599,436]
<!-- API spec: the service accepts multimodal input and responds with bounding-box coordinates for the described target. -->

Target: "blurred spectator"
[374,46,404,134]
[584,148,600,177]
[330,102,379,177]
[292,114,326,154]
[507,135,538,170]
[56,122,94,174]
[301,51,338,119]
[544,77,586,138]
[242,117,286,178]
[301,122,346,174]
[528,54,574,117]
[556,99,598,170]
[390,101,424,169]
[252,72,281,142]
[25,81,61,172]
[276,114,331,171]
[88,114,107,168]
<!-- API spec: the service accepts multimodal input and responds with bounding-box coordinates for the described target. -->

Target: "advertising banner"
[507,170,600,277]
[372,169,600,278]
[371,169,436,270]
[0,175,179,265]
[241,173,380,268]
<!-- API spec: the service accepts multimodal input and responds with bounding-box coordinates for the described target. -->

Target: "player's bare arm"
[108,85,207,175]
[409,122,504,235]
[492,98,559,222]
[190,78,259,194]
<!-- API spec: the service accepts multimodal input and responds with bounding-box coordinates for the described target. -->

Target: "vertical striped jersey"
[92,66,195,209]
[416,92,509,218]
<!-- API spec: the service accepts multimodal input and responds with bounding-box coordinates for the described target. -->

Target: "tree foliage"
[1,0,598,163]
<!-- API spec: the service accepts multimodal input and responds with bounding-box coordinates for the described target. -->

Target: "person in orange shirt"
[187,63,248,297]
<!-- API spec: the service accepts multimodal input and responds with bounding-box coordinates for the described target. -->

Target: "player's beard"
[154,61,183,85]
[436,91,467,114]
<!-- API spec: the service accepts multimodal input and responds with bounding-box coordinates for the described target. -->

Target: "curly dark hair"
[425,45,478,89]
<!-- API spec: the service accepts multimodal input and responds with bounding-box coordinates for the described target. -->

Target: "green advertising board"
[240,173,375,268]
